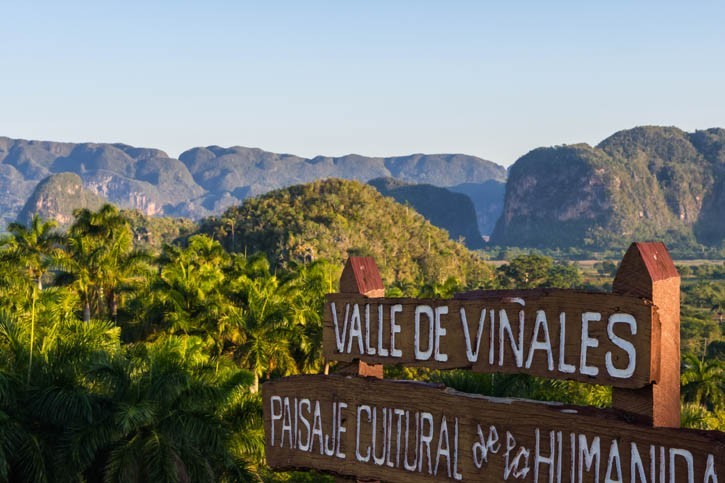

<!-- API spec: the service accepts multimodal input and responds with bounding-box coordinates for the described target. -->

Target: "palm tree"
[0,215,61,381]
[680,402,719,430]
[56,205,152,323]
[233,271,296,393]
[281,260,339,374]
[0,308,122,482]
[1,215,60,291]
[1,304,260,482]
[153,236,232,351]
[75,336,258,482]
[681,352,724,410]
[55,230,103,322]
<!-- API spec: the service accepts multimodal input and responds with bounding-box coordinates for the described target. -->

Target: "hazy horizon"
[3,123,724,168]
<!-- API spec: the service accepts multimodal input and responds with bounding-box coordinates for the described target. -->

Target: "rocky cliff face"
[16,173,105,227]
[492,127,725,248]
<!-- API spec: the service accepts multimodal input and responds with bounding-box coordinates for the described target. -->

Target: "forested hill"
[198,178,493,287]
[0,136,506,229]
[492,126,725,250]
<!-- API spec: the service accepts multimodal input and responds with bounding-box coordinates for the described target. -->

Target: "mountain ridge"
[0,136,506,230]
[5,126,724,251]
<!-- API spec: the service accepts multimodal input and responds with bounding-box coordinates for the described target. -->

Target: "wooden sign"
[264,244,723,482]
[323,289,657,388]
[264,375,724,482]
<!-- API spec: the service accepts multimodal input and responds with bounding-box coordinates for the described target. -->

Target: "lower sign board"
[264,375,723,482]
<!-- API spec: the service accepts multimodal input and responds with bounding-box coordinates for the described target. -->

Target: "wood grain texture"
[263,375,724,482]
[340,257,385,297]
[323,290,656,388]
[612,242,681,428]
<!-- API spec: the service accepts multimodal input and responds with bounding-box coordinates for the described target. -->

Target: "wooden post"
[612,242,681,427]
[335,257,385,378]
[336,257,384,483]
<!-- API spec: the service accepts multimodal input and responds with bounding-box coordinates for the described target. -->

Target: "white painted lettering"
[298,399,311,451]
[704,454,719,483]
[434,306,449,362]
[390,304,403,357]
[331,302,349,353]
[630,442,647,482]
[460,307,486,363]
[580,312,601,377]
[415,306,435,361]
[527,310,554,371]
[335,402,347,459]
[606,313,637,379]
[534,428,555,483]
[419,411,434,474]
[404,411,419,471]
[281,397,293,448]
[270,396,282,447]
[365,304,374,355]
[605,439,622,483]
[356,405,371,462]
[434,416,451,477]
[347,305,364,355]
[311,400,324,454]
[578,434,601,482]
[558,312,576,374]
[499,306,525,368]
[669,448,694,483]
[377,305,389,356]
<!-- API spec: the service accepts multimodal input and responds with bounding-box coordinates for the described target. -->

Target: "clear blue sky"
[1,1,723,166]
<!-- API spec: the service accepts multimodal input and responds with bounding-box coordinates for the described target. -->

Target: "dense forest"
[198,179,493,288]
[0,198,722,481]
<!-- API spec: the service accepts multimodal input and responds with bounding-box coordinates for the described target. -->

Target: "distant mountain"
[198,179,492,286]
[7,126,723,252]
[448,180,506,237]
[0,137,208,227]
[492,126,725,249]
[177,146,506,196]
[368,177,484,249]
[0,136,506,237]
[17,173,105,226]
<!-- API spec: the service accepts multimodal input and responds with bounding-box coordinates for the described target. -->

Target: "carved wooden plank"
[264,375,724,483]
[323,289,657,388]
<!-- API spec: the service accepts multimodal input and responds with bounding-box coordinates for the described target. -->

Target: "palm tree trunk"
[83,301,91,322]
[109,291,118,324]
[252,373,259,393]
[27,286,37,383]
[324,361,330,375]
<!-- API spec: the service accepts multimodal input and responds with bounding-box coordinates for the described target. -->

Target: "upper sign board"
[323,289,658,388]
